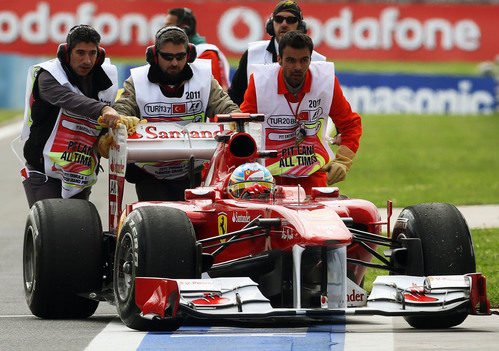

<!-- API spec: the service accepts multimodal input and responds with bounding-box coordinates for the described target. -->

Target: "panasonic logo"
[343,80,495,114]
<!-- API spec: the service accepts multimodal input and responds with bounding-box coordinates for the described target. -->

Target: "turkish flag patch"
[173,104,186,114]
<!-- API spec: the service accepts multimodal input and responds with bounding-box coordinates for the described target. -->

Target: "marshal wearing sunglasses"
[229,0,326,106]
[157,51,188,61]
[113,25,240,202]
[273,15,299,24]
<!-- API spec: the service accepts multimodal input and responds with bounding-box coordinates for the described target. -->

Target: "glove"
[117,115,146,135]
[97,106,121,128]
[98,115,146,135]
[95,133,113,159]
[322,145,356,185]
[331,133,342,146]
[240,184,271,199]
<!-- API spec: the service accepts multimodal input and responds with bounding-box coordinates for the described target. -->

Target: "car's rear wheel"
[23,199,103,318]
[114,206,198,331]
[392,202,475,328]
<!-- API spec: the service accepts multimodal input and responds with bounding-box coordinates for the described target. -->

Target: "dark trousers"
[22,169,91,208]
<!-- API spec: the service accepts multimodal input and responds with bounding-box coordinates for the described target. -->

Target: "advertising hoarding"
[0,1,497,61]
[338,72,497,114]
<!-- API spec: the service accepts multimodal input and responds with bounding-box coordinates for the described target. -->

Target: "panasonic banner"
[338,72,497,115]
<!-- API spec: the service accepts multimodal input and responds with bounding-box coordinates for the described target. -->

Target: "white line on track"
[0,120,22,141]
[344,316,394,351]
[0,314,38,318]
[0,313,117,319]
[85,320,146,351]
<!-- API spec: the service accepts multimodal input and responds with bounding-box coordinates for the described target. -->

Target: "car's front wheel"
[114,206,198,331]
[392,202,475,328]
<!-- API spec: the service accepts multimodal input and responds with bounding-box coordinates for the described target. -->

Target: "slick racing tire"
[114,206,198,331]
[23,199,103,318]
[392,202,475,329]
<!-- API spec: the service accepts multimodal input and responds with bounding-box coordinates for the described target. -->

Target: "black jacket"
[23,61,113,172]
[228,39,278,106]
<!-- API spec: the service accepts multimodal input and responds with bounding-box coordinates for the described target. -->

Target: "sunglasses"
[158,51,187,61]
[273,15,299,24]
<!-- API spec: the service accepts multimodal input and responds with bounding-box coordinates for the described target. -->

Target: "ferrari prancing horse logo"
[217,212,227,243]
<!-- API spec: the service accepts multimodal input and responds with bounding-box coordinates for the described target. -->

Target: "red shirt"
[198,50,229,90]
[240,68,362,153]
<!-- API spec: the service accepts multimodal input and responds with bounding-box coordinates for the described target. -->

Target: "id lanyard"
[286,98,305,146]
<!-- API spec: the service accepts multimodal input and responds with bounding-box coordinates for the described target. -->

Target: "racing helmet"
[228,163,275,199]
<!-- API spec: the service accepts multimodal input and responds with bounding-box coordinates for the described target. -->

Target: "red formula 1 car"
[22,114,490,331]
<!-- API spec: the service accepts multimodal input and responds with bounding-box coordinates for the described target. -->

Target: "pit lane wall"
[0,0,498,113]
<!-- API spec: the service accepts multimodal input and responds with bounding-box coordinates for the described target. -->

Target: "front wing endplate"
[134,273,490,322]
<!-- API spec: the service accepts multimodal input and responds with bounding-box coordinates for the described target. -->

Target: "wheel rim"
[23,226,35,293]
[116,232,135,302]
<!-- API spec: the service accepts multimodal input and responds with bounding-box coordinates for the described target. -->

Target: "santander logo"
[347,289,365,302]
[232,212,251,223]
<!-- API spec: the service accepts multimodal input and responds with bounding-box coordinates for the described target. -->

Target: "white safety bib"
[247,39,326,80]
[131,59,213,179]
[132,59,211,124]
[22,58,118,197]
[252,61,335,177]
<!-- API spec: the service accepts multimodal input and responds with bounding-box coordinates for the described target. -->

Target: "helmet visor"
[229,181,274,199]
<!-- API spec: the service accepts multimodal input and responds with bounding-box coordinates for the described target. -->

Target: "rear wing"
[107,122,230,232]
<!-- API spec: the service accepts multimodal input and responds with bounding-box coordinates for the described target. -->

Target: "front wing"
[134,273,490,322]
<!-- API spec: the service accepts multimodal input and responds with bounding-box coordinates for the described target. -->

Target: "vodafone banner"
[0,1,497,61]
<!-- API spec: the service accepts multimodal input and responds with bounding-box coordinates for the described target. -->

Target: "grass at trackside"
[226,57,482,76]
[336,113,499,208]
[472,228,499,306]
[0,109,22,125]
[363,228,499,307]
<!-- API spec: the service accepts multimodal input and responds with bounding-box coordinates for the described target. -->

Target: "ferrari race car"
[22,114,490,331]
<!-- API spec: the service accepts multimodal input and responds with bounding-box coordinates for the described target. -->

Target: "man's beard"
[164,67,182,82]
[286,71,305,88]
[148,64,193,86]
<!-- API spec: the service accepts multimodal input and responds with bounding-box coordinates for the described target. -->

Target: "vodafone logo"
[316,7,479,52]
[218,6,480,53]
[0,2,487,59]
[218,7,264,52]
[0,2,165,45]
